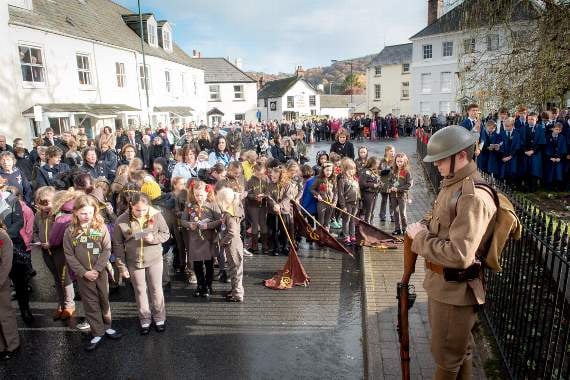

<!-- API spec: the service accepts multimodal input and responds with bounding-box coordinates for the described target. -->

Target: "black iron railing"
[417,134,570,380]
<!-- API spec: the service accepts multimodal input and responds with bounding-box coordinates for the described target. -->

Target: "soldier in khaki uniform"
[407,126,497,380]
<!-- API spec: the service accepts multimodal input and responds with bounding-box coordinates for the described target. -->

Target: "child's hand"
[84,270,99,282]
[273,204,281,213]
[316,195,323,201]
[143,233,154,243]
[198,222,208,230]
[190,222,198,230]
[121,269,130,279]
[41,242,50,249]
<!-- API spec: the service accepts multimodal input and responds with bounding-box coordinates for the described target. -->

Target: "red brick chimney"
[296,65,305,78]
[428,0,443,25]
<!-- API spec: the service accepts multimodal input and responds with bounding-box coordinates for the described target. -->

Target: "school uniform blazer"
[63,227,111,277]
[545,134,567,159]
[460,118,475,131]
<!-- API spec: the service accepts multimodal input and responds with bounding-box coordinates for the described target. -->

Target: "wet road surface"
[0,138,408,379]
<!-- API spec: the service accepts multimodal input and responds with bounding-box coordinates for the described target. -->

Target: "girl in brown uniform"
[0,226,19,360]
[311,162,337,231]
[355,146,368,175]
[113,192,170,335]
[181,181,221,299]
[245,163,268,254]
[33,187,75,321]
[359,157,381,223]
[216,187,244,302]
[389,153,413,236]
[266,165,294,256]
[63,195,122,351]
[337,158,360,245]
[378,145,395,222]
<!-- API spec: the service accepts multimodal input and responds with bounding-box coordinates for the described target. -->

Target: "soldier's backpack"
[452,180,522,272]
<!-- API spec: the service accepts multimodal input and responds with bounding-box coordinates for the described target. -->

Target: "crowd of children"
[0,126,413,358]
[472,106,570,192]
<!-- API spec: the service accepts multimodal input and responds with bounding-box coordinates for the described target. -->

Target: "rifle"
[397,234,418,380]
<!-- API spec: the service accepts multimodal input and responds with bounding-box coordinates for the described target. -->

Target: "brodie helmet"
[423,126,477,163]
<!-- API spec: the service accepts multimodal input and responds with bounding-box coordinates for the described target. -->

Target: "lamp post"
[331,59,354,106]
[138,0,151,127]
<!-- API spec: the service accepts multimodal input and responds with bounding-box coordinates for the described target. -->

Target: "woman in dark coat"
[329,128,355,159]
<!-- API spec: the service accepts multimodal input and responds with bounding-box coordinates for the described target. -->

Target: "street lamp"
[138,0,151,127]
[331,59,354,106]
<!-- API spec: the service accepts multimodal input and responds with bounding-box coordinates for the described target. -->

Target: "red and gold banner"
[292,202,354,258]
[264,247,310,290]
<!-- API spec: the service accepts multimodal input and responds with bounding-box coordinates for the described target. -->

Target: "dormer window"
[162,29,171,51]
[148,23,157,46]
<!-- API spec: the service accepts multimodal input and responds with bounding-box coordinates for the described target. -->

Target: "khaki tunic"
[0,229,19,352]
[181,201,221,261]
[112,209,171,271]
[220,212,244,299]
[266,182,295,215]
[412,161,496,306]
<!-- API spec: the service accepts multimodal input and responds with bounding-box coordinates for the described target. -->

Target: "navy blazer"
[461,118,475,131]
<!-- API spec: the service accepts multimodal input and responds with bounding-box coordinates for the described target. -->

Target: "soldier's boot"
[434,367,458,380]
[250,235,258,254]
[456,359,473,380]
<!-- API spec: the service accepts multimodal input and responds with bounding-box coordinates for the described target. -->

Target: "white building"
[410,0,545,116]
[320,95,366,119]
[188,58,258,126]
[257,67,320,121]
[1,0,207,145]
[366,43,412,117]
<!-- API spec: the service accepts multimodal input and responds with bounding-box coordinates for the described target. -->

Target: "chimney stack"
[296,65,305,78]
[428,0,443,25]
[258,76,264,89]
[198,51,201,58]
[192,49,197,57]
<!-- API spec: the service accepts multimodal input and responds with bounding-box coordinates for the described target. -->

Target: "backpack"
[452,180,522,272]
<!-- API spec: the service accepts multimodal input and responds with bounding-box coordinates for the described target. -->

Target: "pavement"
[0,137,488,379]
[358,137,487,379]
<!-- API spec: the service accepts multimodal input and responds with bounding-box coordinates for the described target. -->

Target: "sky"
[115,0,428,74]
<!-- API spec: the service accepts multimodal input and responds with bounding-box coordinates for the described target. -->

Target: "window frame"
[76,53,93,87]
[233,84,244,100]
[440,71,452,93]
[421,73,432,94]
[374,84,381,100]
[18,44,46,88]
[139,64,151,91]
[402,63,410,74]
[162,28,172,51]
[374,66,382,76]
[148,22,158,47]
[235,113,245,121]
[487,34,500,51]
[115,62,126,88]
[442,41,454,57]
[209,84,221,101]
[422,44,433,60]
[287,96,294,108]
[309,95,316,107]
[165,70,171,93]
[401,81,410,99]
[463,38,476,54]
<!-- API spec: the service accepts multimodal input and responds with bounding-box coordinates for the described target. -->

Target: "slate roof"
[258,76,316,99]
[410,0,539,39]
[22,103,139,116]
[369,43,412,67]
[8,0,198,69]
[187,58,255,83]
[320,95,366,109]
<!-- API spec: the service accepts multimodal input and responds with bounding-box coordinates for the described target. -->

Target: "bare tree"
[457,0,569,112]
